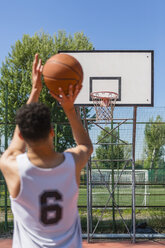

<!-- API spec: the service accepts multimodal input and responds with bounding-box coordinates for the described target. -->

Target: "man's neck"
[25,139,64,168]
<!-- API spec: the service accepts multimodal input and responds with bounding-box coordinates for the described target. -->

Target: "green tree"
[0,31,94,151]
[95,126,125,168]
[144,115,165,169]
[135,159,144,169]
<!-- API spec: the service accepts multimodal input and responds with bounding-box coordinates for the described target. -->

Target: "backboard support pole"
[132,106,137,243]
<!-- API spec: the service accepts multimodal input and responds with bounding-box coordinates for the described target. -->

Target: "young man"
[0,54,93,248]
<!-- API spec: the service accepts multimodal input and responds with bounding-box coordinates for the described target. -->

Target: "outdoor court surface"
[0,239,165,247]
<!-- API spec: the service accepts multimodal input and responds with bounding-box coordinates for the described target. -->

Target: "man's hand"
[32,53,43,93]
[50,84,82,113]
[27,54,43,104]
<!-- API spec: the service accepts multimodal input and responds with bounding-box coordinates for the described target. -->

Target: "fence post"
[82,106,93,242]
[132,106,137,243]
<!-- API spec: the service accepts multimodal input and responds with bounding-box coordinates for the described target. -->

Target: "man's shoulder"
[0,149,22,170]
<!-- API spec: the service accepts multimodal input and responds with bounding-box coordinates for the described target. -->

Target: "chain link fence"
[1,107,165,236]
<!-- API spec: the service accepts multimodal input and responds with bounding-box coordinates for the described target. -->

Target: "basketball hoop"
[91,91,118,121]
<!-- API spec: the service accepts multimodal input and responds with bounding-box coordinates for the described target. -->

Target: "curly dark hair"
[16,102,51,141]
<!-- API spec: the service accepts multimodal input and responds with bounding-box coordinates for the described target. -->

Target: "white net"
[91,91,118,121]
[91,169,148,183]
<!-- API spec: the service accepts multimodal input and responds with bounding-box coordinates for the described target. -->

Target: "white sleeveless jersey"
[10,152,82,248]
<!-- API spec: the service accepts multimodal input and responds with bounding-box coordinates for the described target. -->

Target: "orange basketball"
[43,53,83,95]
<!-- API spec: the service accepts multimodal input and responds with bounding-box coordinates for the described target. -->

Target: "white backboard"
[59,50,154,106]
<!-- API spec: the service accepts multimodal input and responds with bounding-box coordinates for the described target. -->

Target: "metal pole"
[82,233,165,239]
[117,126,120,206]
[82,106,92,242]
[111,118,116,232]
[132,106,137,243]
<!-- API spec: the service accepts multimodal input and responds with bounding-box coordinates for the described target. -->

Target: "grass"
[79,208,132,234]
[1,207,165,235]
[79,207,165,234]
[78,185,165,207]
[1,184,165,234]
[77,184,165,233]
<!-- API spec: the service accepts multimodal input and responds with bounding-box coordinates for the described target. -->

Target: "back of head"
[16,102,51,142]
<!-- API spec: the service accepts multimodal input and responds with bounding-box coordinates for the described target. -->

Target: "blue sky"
[0,0,165,106]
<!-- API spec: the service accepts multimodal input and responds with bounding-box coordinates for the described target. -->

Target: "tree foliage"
[95,127,125,168]
[0,31,94,151]
[144,115,165,169]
